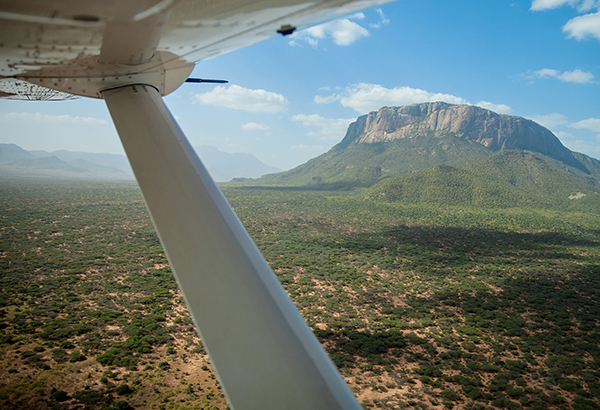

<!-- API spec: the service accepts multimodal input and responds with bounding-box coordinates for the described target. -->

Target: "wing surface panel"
[0,0,393,99]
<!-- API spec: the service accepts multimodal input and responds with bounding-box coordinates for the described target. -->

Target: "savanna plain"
[1,178,599,410]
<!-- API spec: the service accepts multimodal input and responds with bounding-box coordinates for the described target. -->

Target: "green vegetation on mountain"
[259,134,491,188]
[364,163,534,208]
[2,178,599,409]
[365,151,600,213]
[251,103,600,191]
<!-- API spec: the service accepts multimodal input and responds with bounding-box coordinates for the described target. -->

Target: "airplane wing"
[0,0,391,98]
[0,1,394,408]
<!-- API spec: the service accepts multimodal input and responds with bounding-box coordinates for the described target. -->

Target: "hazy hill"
[0,144,132,180]
[256,102,600,189]
[194,145,280,182]
[0,143,33,164]
[0,144,279,181]
[31,149,133,175]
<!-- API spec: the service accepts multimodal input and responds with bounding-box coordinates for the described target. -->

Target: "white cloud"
[530,0,576,11]
[289,11,381,47]
[570,117,600,132]
[313,94,340,104]
[191,85,287,113]
[348,12,366,20]
[531,1,600,42]
[531,0,600,11]
[563,11,600,40]
[291,114,355,140]
[0,112,107,125]
[529,113,569,128]
[527,68,595,83]
[289,9,391,47]
[532,68,561,78]
[560,138,600,158]
[475,101,513,114]
[577,0,600,12]
[315,83,468,114]
[241,122,271,131]
[296,18,369,46]
[369,8,390,29]
[558,69,595,83]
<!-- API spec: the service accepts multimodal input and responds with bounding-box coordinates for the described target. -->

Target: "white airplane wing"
[0,1,394,408]
[0,0,390,98]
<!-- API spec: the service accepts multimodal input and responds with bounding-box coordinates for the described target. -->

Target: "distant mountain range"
[251,102,600,212]
[194,145,280,182]
[0,144,279,182]
[0,144,133,180]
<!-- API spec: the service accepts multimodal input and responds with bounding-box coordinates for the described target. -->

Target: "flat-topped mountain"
[341,102,580,168]
[257,102,600,189]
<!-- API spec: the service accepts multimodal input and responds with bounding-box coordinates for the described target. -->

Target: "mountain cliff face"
[340,102,581,170]
[257,102,600,188]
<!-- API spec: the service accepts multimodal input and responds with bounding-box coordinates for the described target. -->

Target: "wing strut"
[102,84,361,410]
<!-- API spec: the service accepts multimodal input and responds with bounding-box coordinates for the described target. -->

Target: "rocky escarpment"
[340,102,583,171]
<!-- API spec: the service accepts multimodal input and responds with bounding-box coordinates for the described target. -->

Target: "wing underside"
[0,0,391,99]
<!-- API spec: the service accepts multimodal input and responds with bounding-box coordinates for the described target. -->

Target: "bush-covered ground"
[1,178,599,409]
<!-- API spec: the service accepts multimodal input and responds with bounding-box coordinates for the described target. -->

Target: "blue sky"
[1,0,599,170]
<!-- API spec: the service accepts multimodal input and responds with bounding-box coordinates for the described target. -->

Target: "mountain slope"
[364,164,533,208]
[255,103,600,188]
[365,151,600,212]
[260,134,492,188]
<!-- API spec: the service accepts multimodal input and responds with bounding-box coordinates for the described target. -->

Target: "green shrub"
[116,384,134,395]
[51,390,69,402]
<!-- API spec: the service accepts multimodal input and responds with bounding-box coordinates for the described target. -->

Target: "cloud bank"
[314,83,512,115]
[531,0,600,42]
[192,85,287,113]
[571,118,600,133]
[563,11,600,40]
[289,9,389,47]
[527,68,595,83]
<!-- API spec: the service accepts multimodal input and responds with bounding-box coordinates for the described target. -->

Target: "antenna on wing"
[185,78,229,84]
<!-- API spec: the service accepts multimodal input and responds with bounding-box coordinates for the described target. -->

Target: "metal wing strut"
[103,84,361,410]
